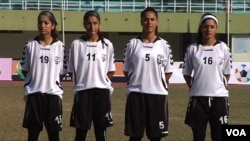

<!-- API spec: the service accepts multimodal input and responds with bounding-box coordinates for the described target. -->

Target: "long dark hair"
[140,7,158,35]
[83,10,107,46]
[197,13,218,44]
[37,10,58,39]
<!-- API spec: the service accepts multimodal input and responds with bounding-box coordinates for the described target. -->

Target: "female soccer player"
[20,11,67,141]
[123,7,174,141]
[182,13,232,141]
[68,10,115,141]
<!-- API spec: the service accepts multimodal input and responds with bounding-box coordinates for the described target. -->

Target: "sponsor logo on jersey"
[41,47,50,50]
[143,45,153,48]
[203,48,213,51]
[87,45,97,47]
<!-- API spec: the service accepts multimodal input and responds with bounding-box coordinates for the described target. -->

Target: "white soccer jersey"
[20,37,67,98]
[182,41,232,97]
[123,36,174,95]
[68,37,116,94]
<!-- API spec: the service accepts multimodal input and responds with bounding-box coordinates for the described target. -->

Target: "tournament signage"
[2,59,250,84]
[170,62,250,85]
[0,58,12,80]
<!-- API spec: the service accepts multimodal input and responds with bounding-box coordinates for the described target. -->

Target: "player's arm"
[164,42,174,85]
[106,43,115,81]
[182,45,193,89]
[20,43,29,79]
[107,71,115,80]
[223,45,232,83]
[67,42,76,82]
[224,74,230,82]
[60,47,68,81]
[22,70,28,78]
[123,43,131,83]
[183,75,192,89]
[123,71,129,82]
[165,72,172,84]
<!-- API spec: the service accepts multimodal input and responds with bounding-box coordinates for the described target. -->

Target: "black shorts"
[185,96,229,140]
[22,93,63,132]
[70,88,113,130]
[125,92,169,138]
[185,96,229,128]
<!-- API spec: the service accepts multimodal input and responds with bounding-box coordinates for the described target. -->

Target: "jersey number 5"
[145,54,150,61]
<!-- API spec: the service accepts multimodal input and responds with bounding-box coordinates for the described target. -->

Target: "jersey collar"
[34,36,58,45]
[198,40,221,46]
[80,35,101,42]
[137,36,160,43]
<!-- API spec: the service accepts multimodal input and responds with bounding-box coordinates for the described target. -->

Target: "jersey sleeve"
[20,43,30,72]
[164,43,174,73]
[182,45,193,76]
[123,41,133,72]
[222,44,232,75]
[60,43,67,75]
[67,40,78,73]
[108,41,116,72]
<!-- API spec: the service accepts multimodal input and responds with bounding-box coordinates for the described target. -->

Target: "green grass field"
[0,82,249,141]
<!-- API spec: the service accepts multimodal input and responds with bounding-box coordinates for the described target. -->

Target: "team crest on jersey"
[157,54,164,64]
[54,56,61,64]
[102,54,107,62]
[218,57,224,65]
